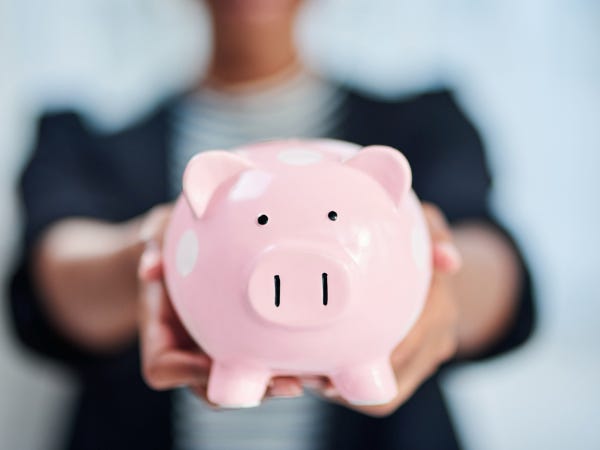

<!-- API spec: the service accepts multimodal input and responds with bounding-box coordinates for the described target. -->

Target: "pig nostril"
[274,275,281,307]
[322,273,328,306]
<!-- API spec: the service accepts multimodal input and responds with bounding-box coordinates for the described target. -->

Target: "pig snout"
[247,246,351,328]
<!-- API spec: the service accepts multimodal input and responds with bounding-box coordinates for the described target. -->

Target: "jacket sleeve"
[407,90,536,361]
[8,113,133,372]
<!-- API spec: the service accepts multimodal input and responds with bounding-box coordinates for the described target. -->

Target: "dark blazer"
[9,88,535,450]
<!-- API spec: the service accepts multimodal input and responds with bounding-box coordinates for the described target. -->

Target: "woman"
[9,1,534,449]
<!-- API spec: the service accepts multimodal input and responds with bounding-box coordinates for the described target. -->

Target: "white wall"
[1,0,598,448]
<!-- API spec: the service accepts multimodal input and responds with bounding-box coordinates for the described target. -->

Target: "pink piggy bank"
[163,139,432,407]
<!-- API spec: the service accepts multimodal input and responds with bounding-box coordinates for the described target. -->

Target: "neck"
[205,15,300,88]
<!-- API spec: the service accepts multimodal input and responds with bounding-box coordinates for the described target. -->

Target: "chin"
[206,0,301,23]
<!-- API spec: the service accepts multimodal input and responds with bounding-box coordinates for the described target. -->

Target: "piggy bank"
[163,139,432,407]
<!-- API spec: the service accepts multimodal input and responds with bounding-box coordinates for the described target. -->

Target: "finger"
[138,240,163,281]
[433,242,462,273]
[139,204,173,246]
[299,375,330,391]
[266,377,304,398]
[422,203,451,238]
[139,280,210,389]
[139,280,175,334]
[137,204,172,281]
[143,350,211,390]
[305,378,343,404]
[422,203,462,272]
[316,381,339,399]
[140,279,200,349]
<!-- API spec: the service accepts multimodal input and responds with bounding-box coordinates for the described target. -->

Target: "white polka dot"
[233,149,249,158]
[277,149,323,166]
[310,139,361,161]
[411,225,429,271]
[357,229,371,247]
[229,170,272,201]
[176,230,199,277]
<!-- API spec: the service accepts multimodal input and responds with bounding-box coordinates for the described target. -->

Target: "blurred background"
[1,0,598,449]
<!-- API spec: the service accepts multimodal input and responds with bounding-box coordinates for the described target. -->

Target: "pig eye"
[328,211,338,221]
[257,214,269,225]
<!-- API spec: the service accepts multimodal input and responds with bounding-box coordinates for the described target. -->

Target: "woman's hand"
[137,206,304,405]
[138,203,461,412]
[139,201,518,416]
[304,203,463,417]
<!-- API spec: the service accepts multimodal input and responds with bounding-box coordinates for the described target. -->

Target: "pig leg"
[332,358,397,405]
[207,362,271,408]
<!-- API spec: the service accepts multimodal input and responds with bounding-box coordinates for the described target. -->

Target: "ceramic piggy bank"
[163,139,432,407]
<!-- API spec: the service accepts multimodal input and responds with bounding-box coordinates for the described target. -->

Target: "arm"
[453,221,521,357]
[9,112,170,363]
[30,200,177,353]
[311,91,535,416]
[410,90,534,359]
[32,218,143,353]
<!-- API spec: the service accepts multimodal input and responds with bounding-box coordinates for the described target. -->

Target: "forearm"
[452,221,522,357]
[33,218,144,352]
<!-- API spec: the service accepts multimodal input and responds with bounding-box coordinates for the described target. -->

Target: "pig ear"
[183,151,253,218]
[345,145,412,205]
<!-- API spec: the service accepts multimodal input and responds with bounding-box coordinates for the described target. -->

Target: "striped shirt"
[169,70,346,450]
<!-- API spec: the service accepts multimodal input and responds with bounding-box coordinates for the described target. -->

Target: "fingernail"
[138,241,160,278]
[437,242,462,269]
[269,384,304,398]
[323,386,339,398]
